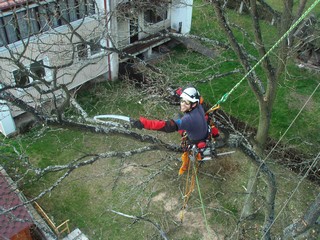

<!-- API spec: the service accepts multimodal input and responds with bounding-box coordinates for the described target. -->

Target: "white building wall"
[117,19,130,47]
[0,0,116,136]
[93,0,119,80]
[106,0,119,80]
[0,17,110,102]
[95,0,106,11]
[0,102,16,136]
[140,19,171,39]
[171,0,193,34]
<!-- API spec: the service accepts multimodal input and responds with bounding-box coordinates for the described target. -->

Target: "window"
[59,0,70,22]
[77,38,103,60]
[13,69,30,86]
[68,0,77,22]
[47,2,60,28]
[38,4,50,32]
[0,18,8,45]
[16,11,30,39]
[130,19,139,43]
[144,7,168,24]
[77,43,89,60]
[89,38,102,56]
[86,0,96,15]
[3,14,19,44]
[12,58,52,87]
[30,60,46,78]
[29,8,40,34]
[0,0,96,46]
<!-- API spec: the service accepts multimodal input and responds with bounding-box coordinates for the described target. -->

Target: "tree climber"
[131,87,219,175]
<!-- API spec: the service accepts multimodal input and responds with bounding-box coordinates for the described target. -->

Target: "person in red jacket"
[131,87,211,175]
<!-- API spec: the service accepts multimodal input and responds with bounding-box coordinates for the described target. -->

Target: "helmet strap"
[187,102,197,112]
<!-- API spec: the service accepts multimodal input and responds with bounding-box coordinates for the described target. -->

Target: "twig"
[109,209,169,240]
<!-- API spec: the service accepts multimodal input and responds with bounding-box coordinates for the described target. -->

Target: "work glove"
[130,118,144,129]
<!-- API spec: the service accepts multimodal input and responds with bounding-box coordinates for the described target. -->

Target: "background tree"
[205,0,319,238]
[209,0,311,151]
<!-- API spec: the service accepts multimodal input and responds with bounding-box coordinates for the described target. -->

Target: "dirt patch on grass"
[287,91,316,111]
[152,192,166,202]
[122,164,137,174]
[151,190,225,239]
[152,192,179,211]
[176,210,224,240]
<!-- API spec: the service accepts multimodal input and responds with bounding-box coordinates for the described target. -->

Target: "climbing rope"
[194,166,211,235]
[179,148,211,235]
[180,149,200,222]
[207,0,320,112]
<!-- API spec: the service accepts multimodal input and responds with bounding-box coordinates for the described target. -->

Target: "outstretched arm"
[131,117,178,133]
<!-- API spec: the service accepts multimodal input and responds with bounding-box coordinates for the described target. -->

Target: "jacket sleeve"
[140,117,178,133]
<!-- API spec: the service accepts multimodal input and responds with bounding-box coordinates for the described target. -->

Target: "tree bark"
[240,140,277,240]
[249,0,277,151]
[211,1,275,235]
[240,163,259,219]
[283,193,320,239]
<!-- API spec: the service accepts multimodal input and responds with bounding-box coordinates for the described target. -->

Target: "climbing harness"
[179,114,224,223]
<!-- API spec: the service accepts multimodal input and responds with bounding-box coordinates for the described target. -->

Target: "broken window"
[13,69,30,86]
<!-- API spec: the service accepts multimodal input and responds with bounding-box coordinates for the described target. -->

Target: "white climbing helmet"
[180,87,200,103]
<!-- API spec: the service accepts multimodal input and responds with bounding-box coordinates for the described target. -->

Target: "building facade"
[0,0,193,136]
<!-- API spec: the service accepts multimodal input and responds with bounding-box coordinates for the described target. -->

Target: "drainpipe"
[104,0,112,80]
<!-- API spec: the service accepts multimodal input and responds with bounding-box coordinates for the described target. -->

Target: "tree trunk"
[249,0,277,152]
[255,101,271,151]
[239,141,277,240]
[283,193,320,239]
[240,164,258,218]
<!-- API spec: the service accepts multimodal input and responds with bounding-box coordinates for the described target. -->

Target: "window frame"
[76,38,104,61]
[11,56,52,94]
[76,43,89,60]
[144,5,168,25]
[88,38,104,58]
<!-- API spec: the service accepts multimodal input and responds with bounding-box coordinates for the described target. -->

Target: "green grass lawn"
[7,123,319,239]
[3,71,319,238]
[2,1,320,239]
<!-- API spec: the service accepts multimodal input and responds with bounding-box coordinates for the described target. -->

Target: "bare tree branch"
[109,209,169,240]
